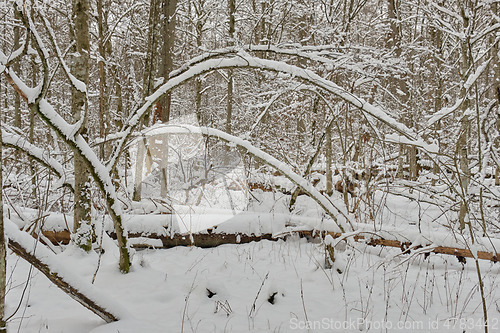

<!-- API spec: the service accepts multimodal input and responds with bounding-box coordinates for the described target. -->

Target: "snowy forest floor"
[5,233,500,332]
[4,174,500,332]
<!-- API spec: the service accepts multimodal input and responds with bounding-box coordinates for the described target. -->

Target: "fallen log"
[40,227,500,262]
[5,219,128,323]
[297,230,500,263]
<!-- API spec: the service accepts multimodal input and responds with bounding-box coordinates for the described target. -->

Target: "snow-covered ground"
[5,233,500,332]
[4,171,500,332]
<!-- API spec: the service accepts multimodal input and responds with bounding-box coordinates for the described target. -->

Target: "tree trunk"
[493,3,500,186]
[13,10,21,131]
[226,0,235,137]
[194,0,205,124]
[289,131,325,211]
[133,138,146,202]
[458,1,472,231]
[97,0,109,160]
[387,0,414,180]
[133,0,160,201]
[159,0,177,197]
[429,13,443,185]
[0,88,6,332]
[30,54,39,204]
[325,121,333,196]
[71,0,92,251]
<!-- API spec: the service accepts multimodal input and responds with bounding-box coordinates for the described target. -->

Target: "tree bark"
[194,0,206,124]
[39,228,500,263]
[289,131,325,211]
[325,121,333,196]
[30,54,39,204]
[429,12,444,185]
[226,0,235,137]
[387,0,415,180]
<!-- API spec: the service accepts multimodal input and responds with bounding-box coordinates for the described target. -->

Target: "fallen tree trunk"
[5,219,127,323]
[297,230,500,262]
[41,227,500,262]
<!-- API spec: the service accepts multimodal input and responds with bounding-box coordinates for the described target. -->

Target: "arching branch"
[109,52,422,174]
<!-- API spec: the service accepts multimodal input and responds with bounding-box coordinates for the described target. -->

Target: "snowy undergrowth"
[5,236,500,332]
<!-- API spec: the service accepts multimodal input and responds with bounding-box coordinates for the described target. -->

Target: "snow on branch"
[4,29,29,67]
[426,57,491,127]
[2,131,73,191]
[143,124,354,233]
[169,45,404,83]
[2,65,121,216]
[385,133,439,154]
[12,3,49,103]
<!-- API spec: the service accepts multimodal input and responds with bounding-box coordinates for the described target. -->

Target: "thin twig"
[249,271,269,318]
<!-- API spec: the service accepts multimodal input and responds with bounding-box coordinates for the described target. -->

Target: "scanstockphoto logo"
[289,318,427,331]
[135,115,248,231]
[289,317,500,331]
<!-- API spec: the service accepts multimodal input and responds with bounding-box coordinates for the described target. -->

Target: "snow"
[4,33,27,64]
[427,58,490,127]
[4,171,500,332]
[6,234,500,332]
[426,96,465,126]
[26,7,50,62]
[36,99,125,218]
